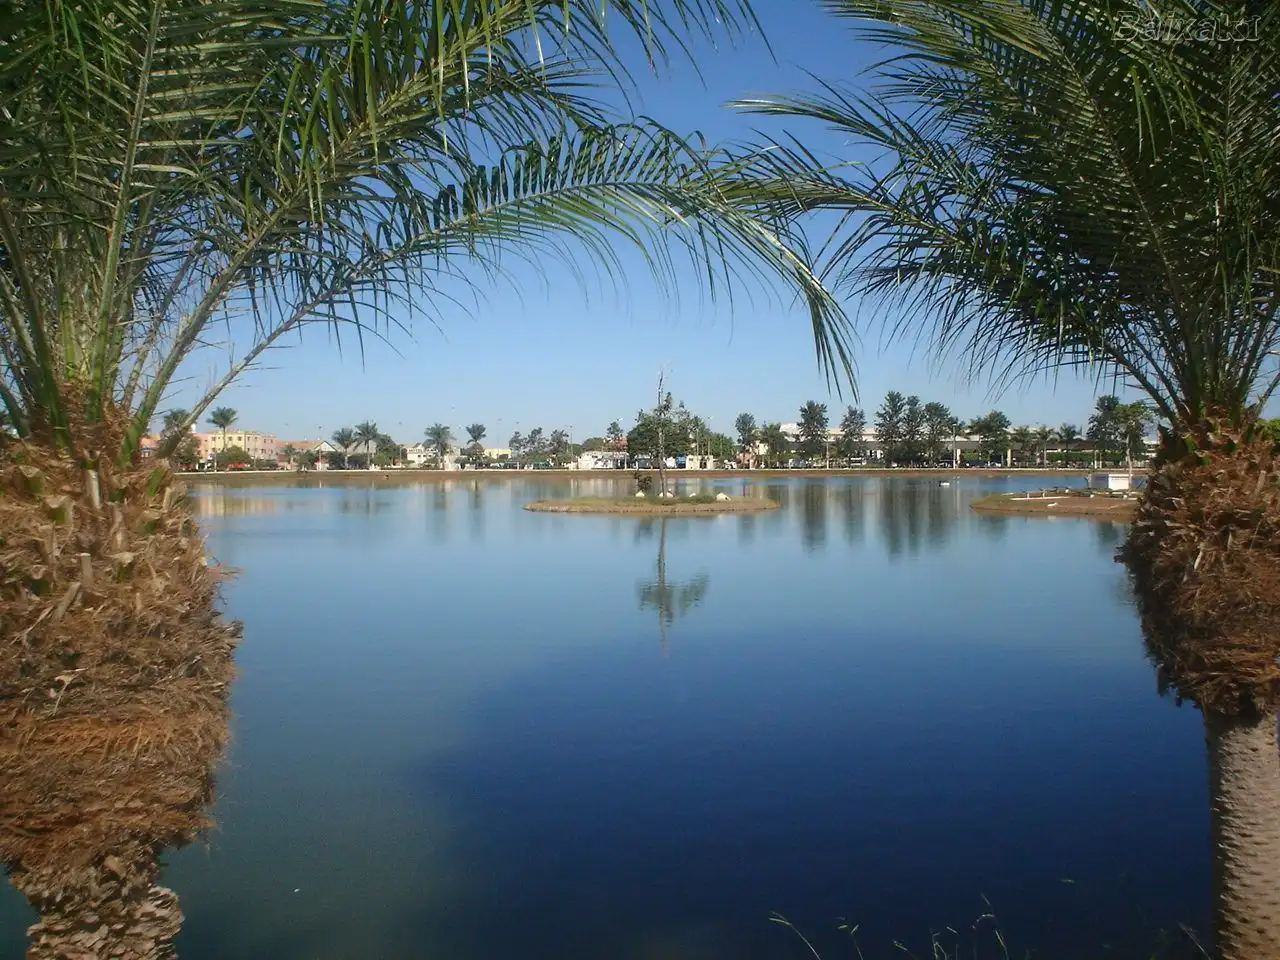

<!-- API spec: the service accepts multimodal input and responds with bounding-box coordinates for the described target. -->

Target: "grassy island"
[524,495,780,515]
[971,488,1140,520]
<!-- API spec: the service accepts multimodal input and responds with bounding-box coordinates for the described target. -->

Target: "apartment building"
[194,430,280,463]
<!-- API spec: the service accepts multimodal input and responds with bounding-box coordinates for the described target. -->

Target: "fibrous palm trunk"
[12,850,182,960]
[1122,418,1280,958]
[1204,709,1280,960]
[1,421,236,959]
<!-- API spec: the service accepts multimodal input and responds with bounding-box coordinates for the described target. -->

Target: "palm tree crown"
[424,424,453,461]
[736,0,1280,429]
[2,0,850,464]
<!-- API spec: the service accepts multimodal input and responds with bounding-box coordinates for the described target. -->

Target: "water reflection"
[189,493,279,517]
[799,483,828,553]
[836,483,867,546]
[1,650,230,957]
[635,518,710,653]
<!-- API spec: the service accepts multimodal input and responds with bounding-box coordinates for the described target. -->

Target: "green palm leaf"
[1,0,848,464]
[732,0,1280,429]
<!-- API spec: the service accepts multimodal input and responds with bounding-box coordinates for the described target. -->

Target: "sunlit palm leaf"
[732,0,1280,428]
[1,0,847,464]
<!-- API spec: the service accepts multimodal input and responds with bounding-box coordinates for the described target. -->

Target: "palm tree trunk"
[13,854,182,960]
[1204,708,1280,959]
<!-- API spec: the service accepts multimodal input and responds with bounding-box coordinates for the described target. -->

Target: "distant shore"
[525,496,780,515]
[971,489,1140,520]
[183,467,1121,486]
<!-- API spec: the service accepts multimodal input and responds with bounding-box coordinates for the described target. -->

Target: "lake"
[0,474,1209,959]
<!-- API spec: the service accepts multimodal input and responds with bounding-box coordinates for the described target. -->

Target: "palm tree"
[424,424,453,468]
[208,407,237,473]
[465,423,487,465]
[1057,424,1081,467]
[1088,396,1124,469]
[353,421,381,470]
[331,427,357,470]
[161,409,189,437]
[1010,426,1034,467]
[758,423,789,469]
[739,2,1280,952]
[1116,402,1155,481]
[1033,425,1055,467]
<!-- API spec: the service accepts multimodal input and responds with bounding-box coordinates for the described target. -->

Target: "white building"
[577,450,628,470]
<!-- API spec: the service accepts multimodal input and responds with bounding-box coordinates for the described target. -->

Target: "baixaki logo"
[1115,14,1261,43]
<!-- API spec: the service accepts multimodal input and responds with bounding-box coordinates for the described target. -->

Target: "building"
[282,439,337,469]
[195,430,280,464]
[577,450,628,470]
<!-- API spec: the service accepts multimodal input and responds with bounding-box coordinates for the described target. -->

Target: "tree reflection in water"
[799,482,828,553]
[635,518,709,654]
[1,644,232,957]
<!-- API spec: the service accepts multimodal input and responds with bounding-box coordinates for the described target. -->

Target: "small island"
[524,494,780,515]
[970,488,1140,520]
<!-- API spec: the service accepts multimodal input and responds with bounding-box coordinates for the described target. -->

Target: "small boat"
[938,480,951,487]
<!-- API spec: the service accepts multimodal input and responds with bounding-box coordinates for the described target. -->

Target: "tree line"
[728,393,1165,469]
[159,398,1278,472]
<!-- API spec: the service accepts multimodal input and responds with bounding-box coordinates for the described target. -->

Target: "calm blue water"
[1,475,1209,959]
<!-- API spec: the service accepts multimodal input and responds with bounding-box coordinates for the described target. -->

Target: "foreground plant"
[735,1,1280,955]
[0,0,851,955]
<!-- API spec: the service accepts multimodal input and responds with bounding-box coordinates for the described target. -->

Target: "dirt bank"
[971,490,1139,520]
[524,497,780,515]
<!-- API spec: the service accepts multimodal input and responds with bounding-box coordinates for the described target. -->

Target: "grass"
[770,910,1210,960]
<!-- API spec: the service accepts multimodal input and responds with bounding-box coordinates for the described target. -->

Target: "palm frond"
[1,0,845,464]
[733,0,1280,426]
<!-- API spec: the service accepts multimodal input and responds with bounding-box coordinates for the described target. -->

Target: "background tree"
[606,421,626,449]
[1087,396,1123,469]
[838,406,867,464]
[1056,424,1081,465]
[627,375,686,493]
[581,437,606,452]
[525,427,547,461]
[353,421,380,470]
[296,450,319,472]
[464,424,488,466]
[922,402,953,463]
[548,429,571,463]
[424,424,453,467]
[874,391,906,465]
[161,409,198,470]
[734,413,758,465]
[758,423,789,468]
[797,401,829,461]
[708,433,736,459]
[208,407,237,473]
[1010,426,1035,466]
[509,432,526,465]
[1115,402,1155,478]
[901,396,925,465]
[969,412,1011,465]
[213,445,250,470]
[330,428,356,470]
[374,435,406,468]
[1033,425,1055,467]
[281,444,298,467]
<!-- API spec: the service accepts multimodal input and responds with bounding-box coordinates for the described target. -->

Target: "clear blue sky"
[168,0,1161,446]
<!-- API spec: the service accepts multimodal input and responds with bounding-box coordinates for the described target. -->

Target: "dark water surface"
[1,475,1208,958]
